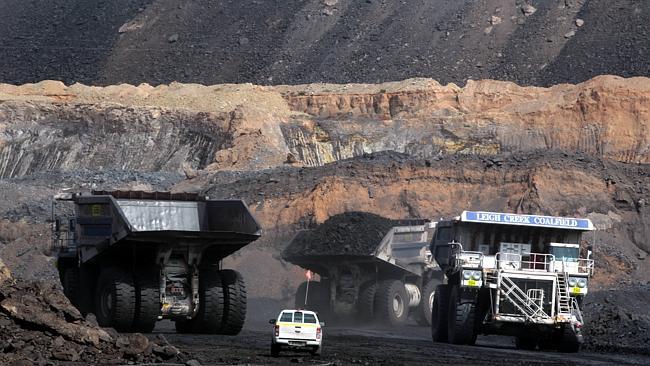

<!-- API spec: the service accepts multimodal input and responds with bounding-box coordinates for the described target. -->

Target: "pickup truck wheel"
[193,267,225,334]
[133,269,160,333]
[310,345,322,356]
[219,269,247,335]
[375,280,408,326]
[95,267,136,332]
[431,284,450,342]
[358,282,377,321]
[447,285,477,345]
[270,342,281,357]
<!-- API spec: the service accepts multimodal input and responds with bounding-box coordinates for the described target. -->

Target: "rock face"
[0,258,11,284]
[1,75,649,181]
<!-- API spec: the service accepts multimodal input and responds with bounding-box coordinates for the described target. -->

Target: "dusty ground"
[158,322,650,366]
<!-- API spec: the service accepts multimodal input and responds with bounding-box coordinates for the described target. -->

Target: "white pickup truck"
[270,309,323,356]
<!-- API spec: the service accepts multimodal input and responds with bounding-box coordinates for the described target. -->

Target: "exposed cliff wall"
[279,76,650,165]
[1,76,649,181]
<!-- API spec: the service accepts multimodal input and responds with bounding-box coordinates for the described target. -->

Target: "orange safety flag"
[305,270,313,280]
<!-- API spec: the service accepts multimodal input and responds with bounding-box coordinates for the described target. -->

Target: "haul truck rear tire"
[193,267,225,334]
[431,284,450,342]
[415,280,438,326]
[133,269,160,333]
[375,280,408,326]
[95,267,136,332]
[447,285,477,345]
[358,282,377,320]
[219,269,247,335]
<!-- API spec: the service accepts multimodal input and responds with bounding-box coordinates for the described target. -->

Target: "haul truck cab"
[430,211,595,352]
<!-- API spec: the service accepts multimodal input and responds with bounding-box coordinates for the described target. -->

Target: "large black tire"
[132,268,160,333]
[95,267,136,332]
[431,284,450,343]
[220,269,247,335]
[192,267,225,334]
[374,280,408,326]
[415,279,439,326]
[447,285,477,345]
[62,267,81,310]
[357,282,377,321]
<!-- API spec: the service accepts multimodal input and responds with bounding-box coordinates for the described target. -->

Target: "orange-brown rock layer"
[1,76,649,179]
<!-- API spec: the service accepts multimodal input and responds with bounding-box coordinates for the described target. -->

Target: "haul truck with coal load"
[430,211,595,352]
[51,191,262,334]
[283,213,443,326]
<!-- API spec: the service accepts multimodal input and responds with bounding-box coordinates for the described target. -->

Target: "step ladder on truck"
[430,211,595,352]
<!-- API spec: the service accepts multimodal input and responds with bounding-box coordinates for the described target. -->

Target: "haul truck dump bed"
[52,191,262,334]
[283,212,443,326]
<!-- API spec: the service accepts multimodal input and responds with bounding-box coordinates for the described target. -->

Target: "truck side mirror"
[587,250,592,260]
[269,319,276,324]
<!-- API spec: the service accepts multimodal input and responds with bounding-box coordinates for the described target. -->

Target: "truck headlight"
[577,279,587,288]
[471,271,481,280]
[568,278,577,287]
[463,271,471,280]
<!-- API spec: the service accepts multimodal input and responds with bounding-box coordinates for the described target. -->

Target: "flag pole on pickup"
[304,270,312,307]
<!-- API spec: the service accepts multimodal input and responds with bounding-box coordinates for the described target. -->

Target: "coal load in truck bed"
[283,212,397,258]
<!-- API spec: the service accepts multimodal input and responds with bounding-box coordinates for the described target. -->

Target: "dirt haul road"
[159,323,650,366]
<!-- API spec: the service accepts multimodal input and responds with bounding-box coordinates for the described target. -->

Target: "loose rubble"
[0,271,191,365]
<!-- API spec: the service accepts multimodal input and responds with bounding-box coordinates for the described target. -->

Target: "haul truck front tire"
[95,267,136,332]
[375,280,408,326]
[219,269,247,335]
[62,267,82,312]
[447,285,477,345]
[431,284,450,342]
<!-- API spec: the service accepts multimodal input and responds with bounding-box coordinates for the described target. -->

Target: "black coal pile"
[0,278,191,365]
[283,212,396,258]
[582,285,650,355]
